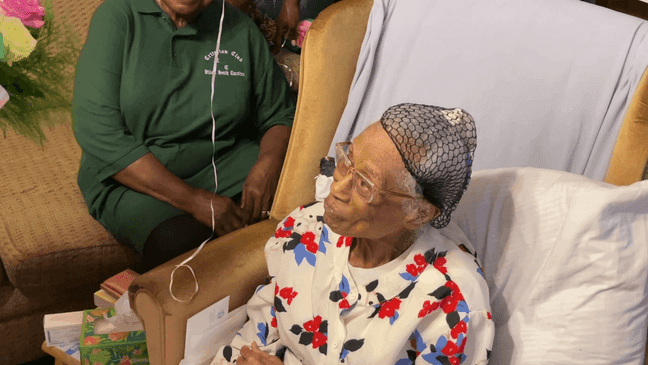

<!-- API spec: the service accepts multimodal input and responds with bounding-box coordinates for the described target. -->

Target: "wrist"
[257,152,285,170]
[172,185,201,214]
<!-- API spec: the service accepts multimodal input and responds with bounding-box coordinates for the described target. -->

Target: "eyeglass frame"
[334,142,422,203]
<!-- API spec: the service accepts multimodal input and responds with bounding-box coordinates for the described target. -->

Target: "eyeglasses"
[335,142,421,203]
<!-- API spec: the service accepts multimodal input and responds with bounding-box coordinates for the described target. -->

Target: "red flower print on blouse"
[271,317,277,328]
[291,315,329,354]
[440,281,465,314]
[336,236,353,248]
[312,331,327,349]
[275,216,295,238]
[487,312,492,320]
[401,253,429,281]
[433,256,448,274]
[304,315,323,332]
[451,320,467,339]
[442,340,460,356]
[301,231,318,253]
[339,297,351,309]
[441,293,459,313]
[414,254,427,266]
[279,287,298,305]
[378,297,402,319]
[418,300,440,318]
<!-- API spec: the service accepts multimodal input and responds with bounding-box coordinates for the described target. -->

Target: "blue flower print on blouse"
[329,275,352,310]
[256,322,269,346]
[395,330,427,365]
[420,333,467,365]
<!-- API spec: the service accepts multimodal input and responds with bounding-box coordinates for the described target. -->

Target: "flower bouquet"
[0,0,80,143]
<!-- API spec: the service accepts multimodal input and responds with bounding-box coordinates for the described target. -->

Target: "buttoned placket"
[323,248,362,365]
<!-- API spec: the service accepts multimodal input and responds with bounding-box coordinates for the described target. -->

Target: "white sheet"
[329,0,648,181]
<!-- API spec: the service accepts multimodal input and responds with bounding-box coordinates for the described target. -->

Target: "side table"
[41,341,81,365]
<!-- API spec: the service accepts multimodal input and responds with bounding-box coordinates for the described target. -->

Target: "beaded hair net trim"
[380,103,477,229]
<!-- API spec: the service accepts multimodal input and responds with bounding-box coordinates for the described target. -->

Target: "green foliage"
[88,348,112,364]
[0,0,81,144]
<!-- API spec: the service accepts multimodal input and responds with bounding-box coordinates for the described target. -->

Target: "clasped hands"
[236,342,283,365]
[190,155,282,236]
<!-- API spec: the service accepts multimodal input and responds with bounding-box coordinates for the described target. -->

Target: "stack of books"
[93,269,139,308]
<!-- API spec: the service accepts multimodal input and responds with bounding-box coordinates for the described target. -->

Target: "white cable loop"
[169,0,225,303]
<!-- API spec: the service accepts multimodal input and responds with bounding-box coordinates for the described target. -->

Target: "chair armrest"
[128,219,278,365]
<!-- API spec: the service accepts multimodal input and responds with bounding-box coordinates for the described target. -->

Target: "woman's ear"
[403,202,440,230]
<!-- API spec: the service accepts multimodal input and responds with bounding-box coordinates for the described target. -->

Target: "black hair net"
[380,103,477,229]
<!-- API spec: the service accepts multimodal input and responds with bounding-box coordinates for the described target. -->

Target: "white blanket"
[329,0,648,181]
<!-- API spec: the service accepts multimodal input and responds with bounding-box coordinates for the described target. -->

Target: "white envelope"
[181,296,248,365]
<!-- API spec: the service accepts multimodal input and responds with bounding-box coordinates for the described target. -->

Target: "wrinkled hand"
[189,187,246,236]
[241,155,283,225]
[273,0,300,54]
[237,342,283,365]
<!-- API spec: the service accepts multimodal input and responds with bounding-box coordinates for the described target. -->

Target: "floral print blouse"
[211,202,494,365]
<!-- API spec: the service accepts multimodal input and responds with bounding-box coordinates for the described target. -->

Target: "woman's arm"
[210,271,284,364]
[240,21,296,224]
[241,125,291,223]
[273,0,301,54]
[113,153,246,236]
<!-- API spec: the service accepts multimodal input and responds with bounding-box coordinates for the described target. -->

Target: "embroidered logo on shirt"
[203,49,246,77]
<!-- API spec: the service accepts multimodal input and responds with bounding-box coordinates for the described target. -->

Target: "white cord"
[169,0,225,303]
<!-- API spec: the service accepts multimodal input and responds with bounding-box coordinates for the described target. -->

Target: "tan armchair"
[129,0,648,364]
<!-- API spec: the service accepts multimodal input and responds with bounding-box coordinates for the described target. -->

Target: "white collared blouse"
[212,202,494,365]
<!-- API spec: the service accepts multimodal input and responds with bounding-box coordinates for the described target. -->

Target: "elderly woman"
[72,0,295,271]
[211,104,494,365]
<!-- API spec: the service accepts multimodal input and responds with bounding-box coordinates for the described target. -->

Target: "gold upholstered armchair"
[128,0,648,364]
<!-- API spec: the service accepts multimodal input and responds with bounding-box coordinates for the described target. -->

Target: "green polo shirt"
[72,0,295,251]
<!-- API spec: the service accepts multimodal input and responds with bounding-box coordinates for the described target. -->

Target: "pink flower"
[0,0,45,28]
[295,20,312,48]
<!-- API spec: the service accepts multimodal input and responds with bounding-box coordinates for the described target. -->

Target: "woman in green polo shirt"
[72,0,296,271]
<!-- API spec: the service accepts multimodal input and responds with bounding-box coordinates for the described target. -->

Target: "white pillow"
[447,167,648,364]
